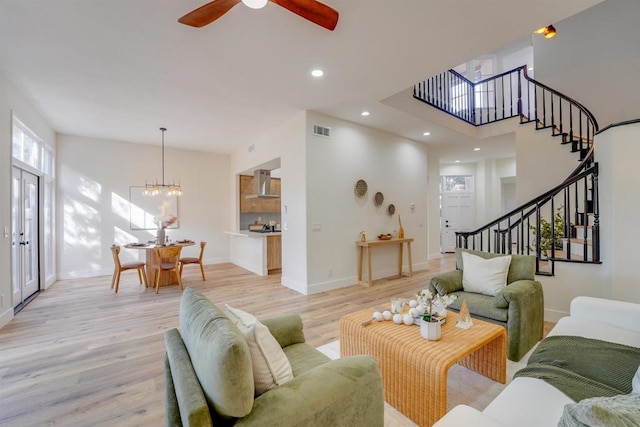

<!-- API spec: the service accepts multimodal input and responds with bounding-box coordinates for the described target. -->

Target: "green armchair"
[164,288,384,426]
[429,248,544,361]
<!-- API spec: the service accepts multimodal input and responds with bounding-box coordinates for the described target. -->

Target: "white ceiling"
[0,0,603,162]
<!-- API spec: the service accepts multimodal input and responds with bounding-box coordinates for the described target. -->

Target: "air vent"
[312,124,331,138]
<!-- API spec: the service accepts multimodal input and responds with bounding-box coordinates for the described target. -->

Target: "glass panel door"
[12,167,40,308]
[11,167,21,307]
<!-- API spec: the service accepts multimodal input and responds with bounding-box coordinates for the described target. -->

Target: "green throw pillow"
[558,393,640,427]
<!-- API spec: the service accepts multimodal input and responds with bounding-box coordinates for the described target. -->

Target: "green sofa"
[164,288,385,426]
[429,248,544,361]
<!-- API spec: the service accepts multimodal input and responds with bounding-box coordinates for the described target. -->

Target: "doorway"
[12,166,40,311]
[441,176,475,253]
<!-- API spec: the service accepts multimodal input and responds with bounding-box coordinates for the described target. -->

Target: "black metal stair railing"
[414,66,600,273]
[455,153,600,275]
[413,66,599,161]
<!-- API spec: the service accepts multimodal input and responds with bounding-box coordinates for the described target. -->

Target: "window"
[442,175,474,192]
[12,119,43,170]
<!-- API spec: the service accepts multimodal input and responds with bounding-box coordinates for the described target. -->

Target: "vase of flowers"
[154,211,178,246]
[416,289,457,341]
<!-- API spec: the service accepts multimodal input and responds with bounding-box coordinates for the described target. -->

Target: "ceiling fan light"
[242,0,268,9]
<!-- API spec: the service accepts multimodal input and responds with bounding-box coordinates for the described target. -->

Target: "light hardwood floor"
[0,256,553,426]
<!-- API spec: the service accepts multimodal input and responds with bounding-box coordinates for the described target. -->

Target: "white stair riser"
[576,227,593,240]
[562,240,593,262]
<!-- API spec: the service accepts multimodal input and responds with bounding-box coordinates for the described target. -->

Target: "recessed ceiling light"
[423,131,431,136]
[454,160,460,163]
[311,69,324,77]
[361,111,370,117]
[474,147,480,151]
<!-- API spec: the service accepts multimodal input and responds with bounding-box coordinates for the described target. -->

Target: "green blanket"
[514,335,640,402]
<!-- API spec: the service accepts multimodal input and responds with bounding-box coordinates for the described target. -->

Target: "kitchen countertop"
[225,230,282,237]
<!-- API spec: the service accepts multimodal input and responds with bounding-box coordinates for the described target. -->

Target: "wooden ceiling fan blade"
[270,0,339,31]
[178,0,242,27]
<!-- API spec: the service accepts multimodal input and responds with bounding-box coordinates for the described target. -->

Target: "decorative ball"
[373,311,384,321]
[409,299,418,308]
[409,307,420,318]
[393,314,403,324]
[382,310,392,320]
[403,314,413,325]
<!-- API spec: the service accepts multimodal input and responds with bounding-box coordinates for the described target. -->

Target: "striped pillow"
[225,305,294,395]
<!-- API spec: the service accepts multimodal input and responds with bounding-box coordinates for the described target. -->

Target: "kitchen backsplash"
[240,213,281,230]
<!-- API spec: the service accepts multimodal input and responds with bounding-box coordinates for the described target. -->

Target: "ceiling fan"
[178,0,339,31]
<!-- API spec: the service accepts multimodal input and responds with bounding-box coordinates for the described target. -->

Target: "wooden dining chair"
[179,241,207,281]
[110,245,148,293]
[152,246,183,294]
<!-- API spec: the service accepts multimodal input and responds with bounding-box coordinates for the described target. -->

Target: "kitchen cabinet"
[267,235,282,272]
[239,175,281,213]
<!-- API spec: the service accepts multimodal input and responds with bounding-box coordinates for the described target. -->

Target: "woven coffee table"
[340,308,506,427]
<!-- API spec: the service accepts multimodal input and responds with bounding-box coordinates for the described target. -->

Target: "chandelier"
[142,127,183,196]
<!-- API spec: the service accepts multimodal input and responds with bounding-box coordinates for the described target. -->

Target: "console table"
[356,238,413,287]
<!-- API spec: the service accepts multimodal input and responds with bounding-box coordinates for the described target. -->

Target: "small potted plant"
[416,289,456,340]
[529,206,566,260]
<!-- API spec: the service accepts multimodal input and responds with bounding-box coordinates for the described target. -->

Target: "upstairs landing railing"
[413,66,598,162]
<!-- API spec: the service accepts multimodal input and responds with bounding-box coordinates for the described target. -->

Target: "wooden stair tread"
[560,237,593,246]
[548,250,586,262]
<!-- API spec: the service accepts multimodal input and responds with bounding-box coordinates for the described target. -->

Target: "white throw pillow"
[633,365,640,394]
[461,252,512,296]
[225,305,294,395]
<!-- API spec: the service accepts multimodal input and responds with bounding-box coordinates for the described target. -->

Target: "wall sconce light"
[534,25,557,39]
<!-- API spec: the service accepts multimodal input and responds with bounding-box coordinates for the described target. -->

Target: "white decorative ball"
[382,310,392,321]
[373,311,384,321]
[409,307,419,318]
[393,314,404,324]
[403,314,413,325]
[409,299,418,308]
[417,305,426,316]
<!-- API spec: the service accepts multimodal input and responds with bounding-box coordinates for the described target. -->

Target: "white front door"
[12,167,40,308]
[441,191,474,253]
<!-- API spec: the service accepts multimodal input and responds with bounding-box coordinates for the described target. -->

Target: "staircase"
[413,66,601,275]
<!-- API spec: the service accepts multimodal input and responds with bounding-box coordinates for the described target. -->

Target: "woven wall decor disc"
[387,204,396,215]
[374,192,384,207]
[355,179,368,197]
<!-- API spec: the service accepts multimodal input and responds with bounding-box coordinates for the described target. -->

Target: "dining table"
[124,240,195,286]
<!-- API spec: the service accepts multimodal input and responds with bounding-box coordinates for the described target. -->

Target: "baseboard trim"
[229,258,266,277]
[307,276,357,295]
[281,276,307,295]
[544,308,569,323]
[0,307,14,329]
[57,258,231,281]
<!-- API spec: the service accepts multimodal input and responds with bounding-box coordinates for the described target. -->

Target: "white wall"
[56,135,230,279]
[515,122,577,203]
[0,72,56,328]
[305,112,430,294]
[598,122,640,303]
[229,112,308,293]
[427,153,441,259]
[534,0,640,127]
